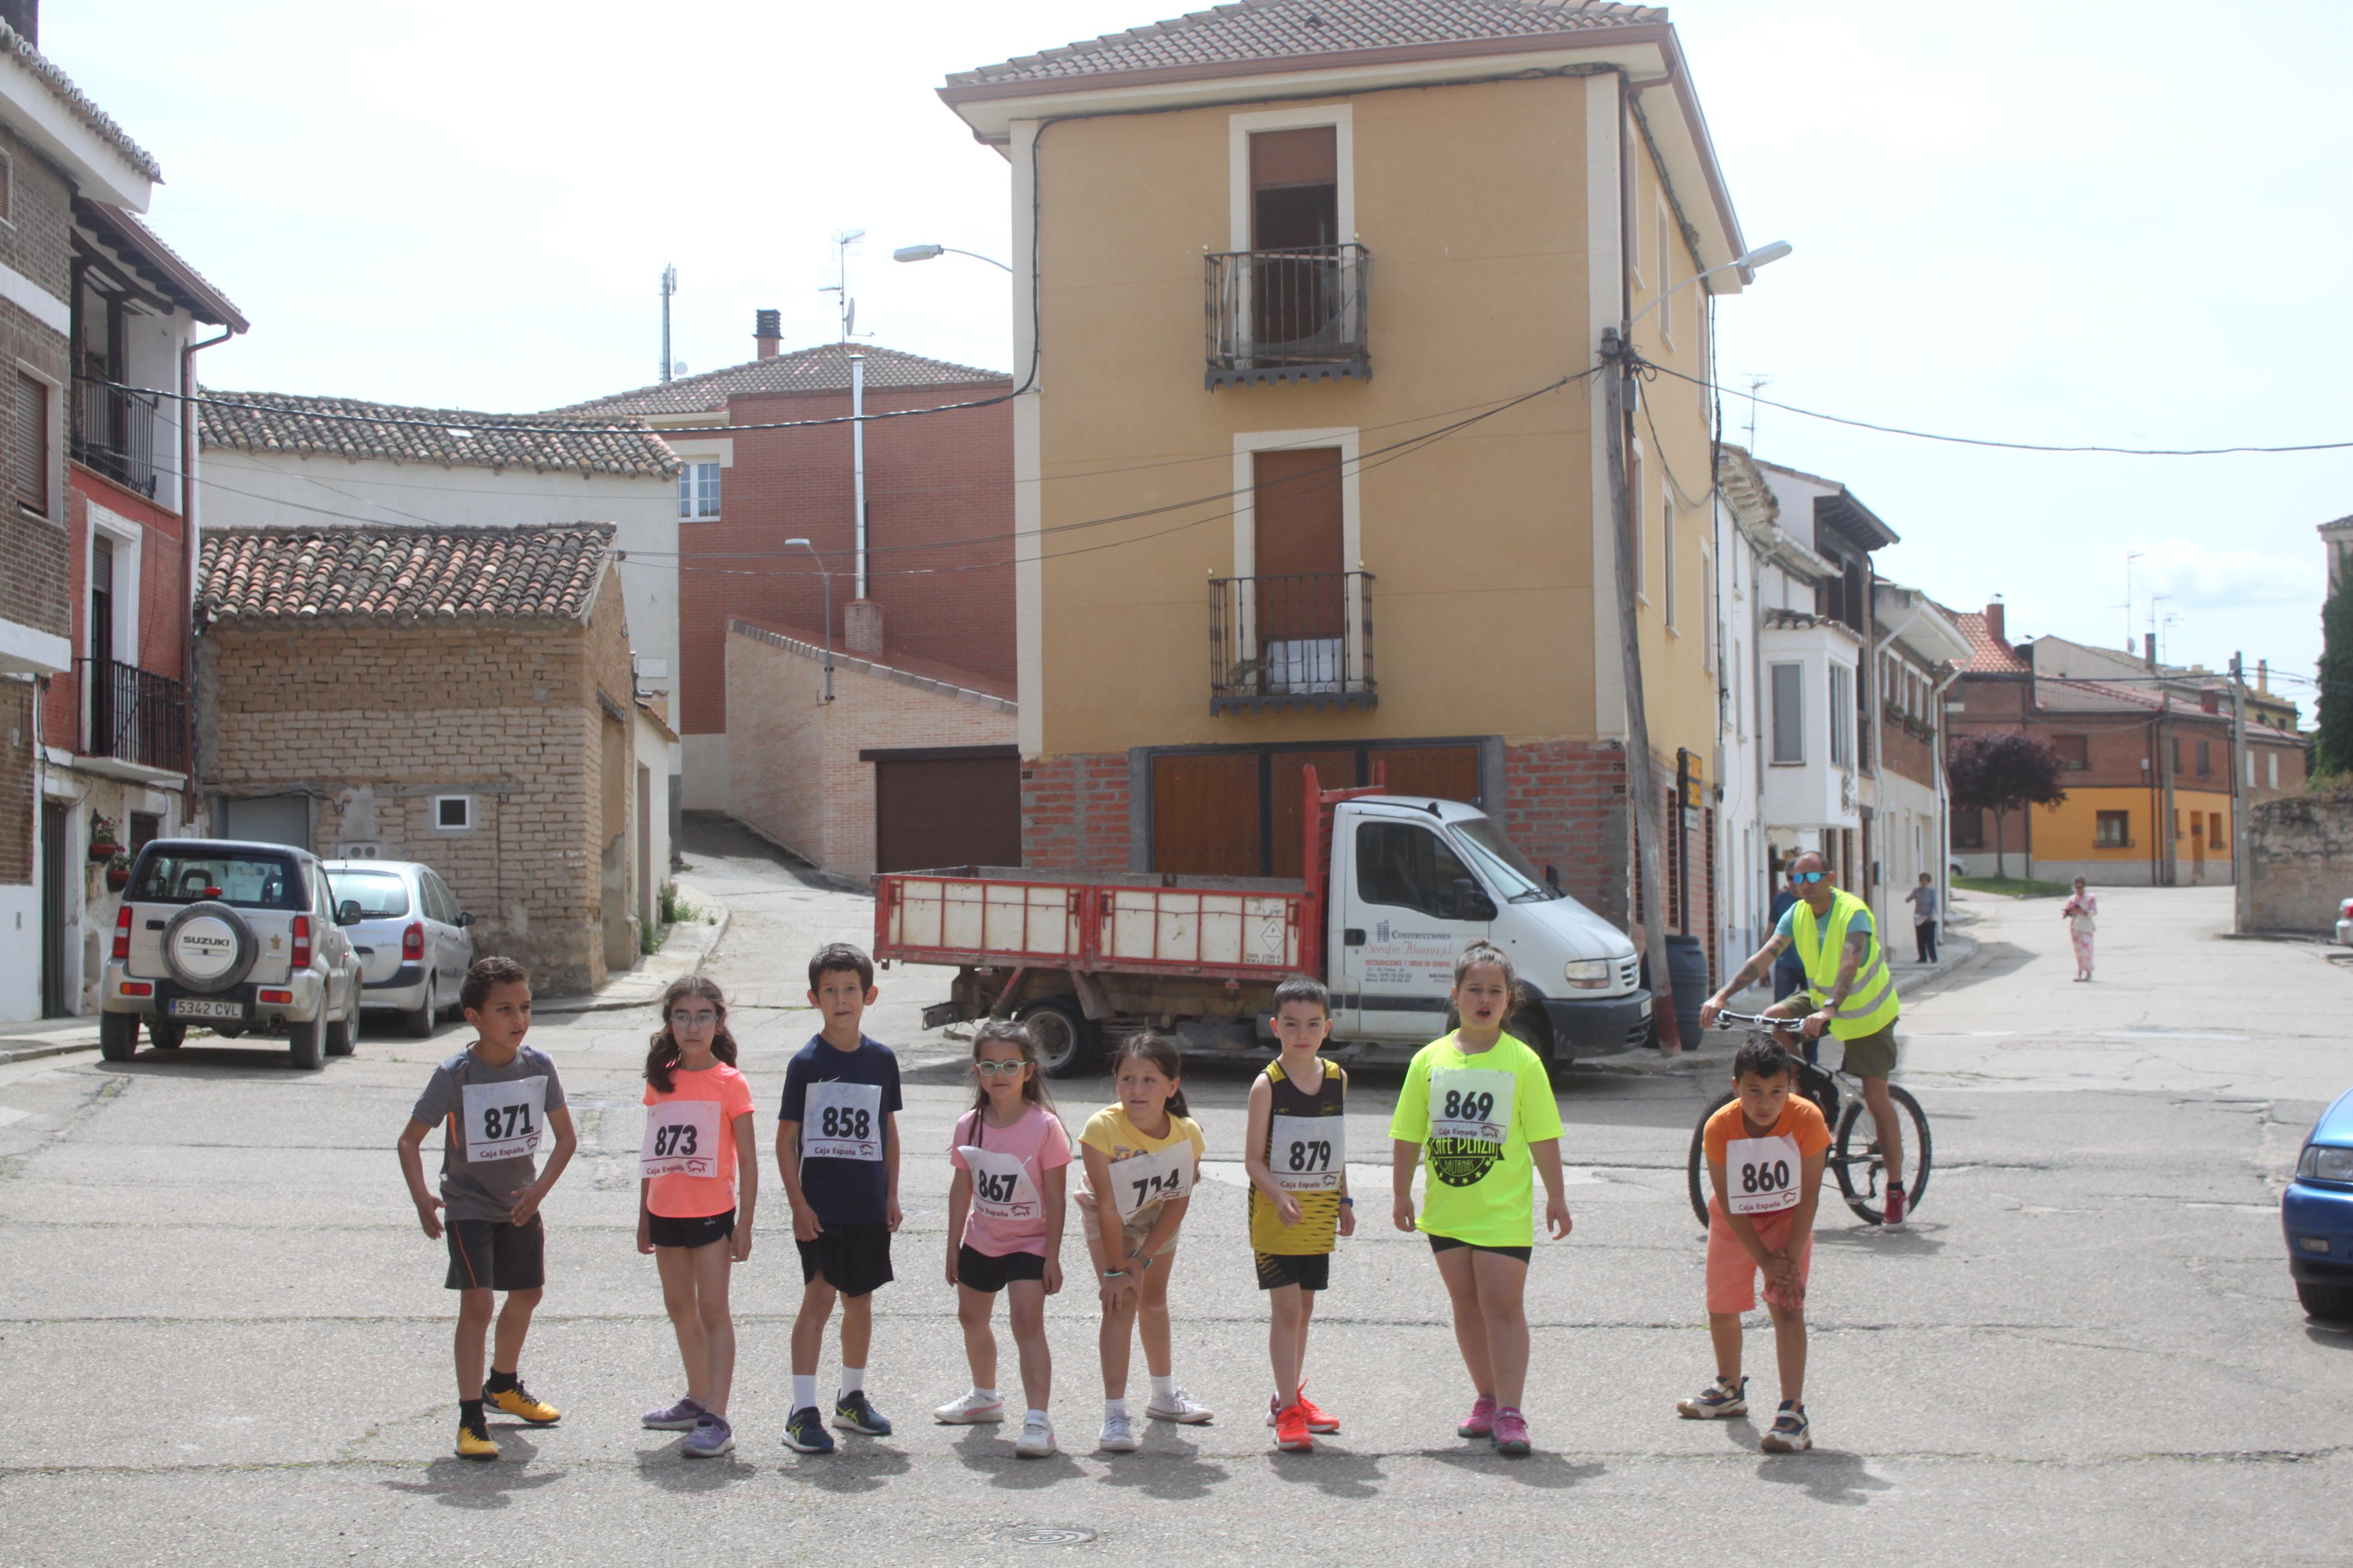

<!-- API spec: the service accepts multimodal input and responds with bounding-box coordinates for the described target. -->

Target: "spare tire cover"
[162,902,258,993]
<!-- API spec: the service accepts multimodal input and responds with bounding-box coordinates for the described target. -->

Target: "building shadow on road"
[1421,1445,1605,1489]
[1261,1444,1385,1498]
[633,1441,760,1489]
[1752,1448,1894,1505]
[381,1441,567,1509]
[948,1424,1088,1488]
[1090,1435,1230,1500]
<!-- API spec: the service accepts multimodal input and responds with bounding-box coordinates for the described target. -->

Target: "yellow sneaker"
[455,1422,500,1461]
[485,1382,560,1425]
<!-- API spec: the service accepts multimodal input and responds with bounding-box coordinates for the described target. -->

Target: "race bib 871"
[460,1077,547,1164]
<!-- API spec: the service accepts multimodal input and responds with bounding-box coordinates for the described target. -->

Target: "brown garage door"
[869,748,1022,873]
[1151,741,1483,877]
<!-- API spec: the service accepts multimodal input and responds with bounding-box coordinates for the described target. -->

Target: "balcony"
[80,657,188,774]
[1205,243,1371,389]
[71,378,161,500]
[1208,571,1375,714]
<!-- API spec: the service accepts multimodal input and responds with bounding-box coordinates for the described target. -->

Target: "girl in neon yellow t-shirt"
[1390,942,1571,1457]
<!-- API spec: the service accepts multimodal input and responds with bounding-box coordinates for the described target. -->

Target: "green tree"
[1949,730,2069,879]
[2317,587,2353,778]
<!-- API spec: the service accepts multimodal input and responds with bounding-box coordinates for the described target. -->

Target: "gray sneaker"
[682,1413,736,1457]
[643,1396,705,1431]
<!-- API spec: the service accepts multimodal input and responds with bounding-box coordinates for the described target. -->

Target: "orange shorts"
[1705,1197,1812,1314]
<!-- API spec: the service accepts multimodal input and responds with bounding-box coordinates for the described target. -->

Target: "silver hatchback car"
[322,860,477,1037]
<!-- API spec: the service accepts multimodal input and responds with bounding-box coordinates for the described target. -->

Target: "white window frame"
[677,458,721,521]
[1701,544,1716,674]
[1229,104,1354,254]
[1656,199,1676,348]
[1630,438,1647,603]
[1230,426,1365,687]
[1829,663,1853,767]
[1661,485,1677,633]
[1769,662,1804,765]
[86,502,143,666]
[431,795,475,833]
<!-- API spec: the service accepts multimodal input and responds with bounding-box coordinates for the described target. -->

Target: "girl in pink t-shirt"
[635,976,757,1457]
[932,1018,1071,1458]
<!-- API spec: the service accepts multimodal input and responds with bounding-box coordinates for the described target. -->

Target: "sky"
[55,0,2353,710]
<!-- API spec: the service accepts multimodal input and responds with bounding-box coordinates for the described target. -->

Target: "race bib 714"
[1108,1144,1192,1219]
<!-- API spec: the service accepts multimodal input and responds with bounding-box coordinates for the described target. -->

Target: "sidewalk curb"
[535,881,733,1016]
[0,1037,99,1067]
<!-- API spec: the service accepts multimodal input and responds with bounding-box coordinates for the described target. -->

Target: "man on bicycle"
[1699,851,1908,1225]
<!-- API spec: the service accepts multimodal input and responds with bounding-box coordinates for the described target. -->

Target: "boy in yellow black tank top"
[1242,976,1354,1453]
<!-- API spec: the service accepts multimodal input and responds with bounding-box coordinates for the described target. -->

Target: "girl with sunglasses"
[933,1019,1071,1457]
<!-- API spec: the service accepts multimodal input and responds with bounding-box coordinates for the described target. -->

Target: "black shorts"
[798,1220,895,1298]
[445,1214,545,1292]
[956,1243,1046,1294]
[1427,1234,1532,1265]
[648,1209,735,1250]
[1254,1250,1332,1292]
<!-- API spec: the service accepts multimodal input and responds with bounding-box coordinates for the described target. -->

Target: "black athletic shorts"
[1427,1233,1532,1265]
[648,1209,736,1250]
[1254,1250,1332,1292]
[445,1214,546,1292]
[798,1220,895,1298]
[956,1243,1046,1294]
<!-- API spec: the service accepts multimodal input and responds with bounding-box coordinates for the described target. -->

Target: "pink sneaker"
[1457,1392,1497,1439]
[1492,1406,1531,1456]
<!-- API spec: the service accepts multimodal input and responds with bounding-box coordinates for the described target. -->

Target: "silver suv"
[322,859,476,1037]
[100,838,364,1070]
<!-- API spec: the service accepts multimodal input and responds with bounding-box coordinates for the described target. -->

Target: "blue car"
[2284,1086,2353,1323]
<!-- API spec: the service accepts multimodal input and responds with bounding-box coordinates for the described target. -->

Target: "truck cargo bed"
[877,866,1305,980]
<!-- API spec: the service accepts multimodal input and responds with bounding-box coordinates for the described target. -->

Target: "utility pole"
[1602,329,1681,1053]
[2230,650,2251,933]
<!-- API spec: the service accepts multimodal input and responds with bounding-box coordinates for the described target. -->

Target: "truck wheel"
[2298,1282,2353,1324]
[288,1017,324,1071]
[100,1012,138,1062]
[1508,1004,1568,1082]
[1018,996,1099,1078]
[147,1019,187,1051]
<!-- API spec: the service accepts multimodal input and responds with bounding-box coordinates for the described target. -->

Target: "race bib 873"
[801,1080,885,1162]
[1725,1133,1802,1216]
[641,1100,723,1180]
[460,1077,547,1164]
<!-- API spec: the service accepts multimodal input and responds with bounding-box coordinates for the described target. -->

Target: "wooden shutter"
[1250,127,1336,190]
[1268,748,1358,880]
[874,755,1021,874]
[14,372,44,510]
[1152,752,1261,876]
[1374,744,1481,806]
[1252,448,1343,646]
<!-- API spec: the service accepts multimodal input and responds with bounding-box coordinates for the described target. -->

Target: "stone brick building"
[194,524,658,995]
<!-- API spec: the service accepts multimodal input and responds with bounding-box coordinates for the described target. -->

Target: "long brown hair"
[964,1017,1056,1120]
[645,975,739,1094]
[1110,1032,1188,1119]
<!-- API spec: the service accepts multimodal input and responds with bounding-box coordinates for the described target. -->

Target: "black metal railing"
[1205,243,1372,389]
[71,378,160,499]
[1209,571,1376,713]
[79,657,188,773]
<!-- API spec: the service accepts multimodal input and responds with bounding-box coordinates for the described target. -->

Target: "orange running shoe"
[1273,1402,1314,1453]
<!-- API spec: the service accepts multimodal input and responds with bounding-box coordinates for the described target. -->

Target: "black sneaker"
[832,1390,893,1436]
[782,1406,835,1454]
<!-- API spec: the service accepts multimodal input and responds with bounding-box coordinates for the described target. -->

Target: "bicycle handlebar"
[1711,1010,1805,1030]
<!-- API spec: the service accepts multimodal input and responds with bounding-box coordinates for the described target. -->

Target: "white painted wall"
[0,884,37,1023]
[1715,499,1765,976]
[1761,623,1861,834]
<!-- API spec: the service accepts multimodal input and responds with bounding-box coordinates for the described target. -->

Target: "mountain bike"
[1684,1011,1933,1228]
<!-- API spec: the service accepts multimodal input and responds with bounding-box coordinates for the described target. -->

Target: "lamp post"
[785,538,834,703]
[892,243,1013,272]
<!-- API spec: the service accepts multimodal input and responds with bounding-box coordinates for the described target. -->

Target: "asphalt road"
[3,840,2348,1566]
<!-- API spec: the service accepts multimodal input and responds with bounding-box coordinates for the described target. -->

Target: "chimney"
[754,308,781,360]
[2258,659,2269,693]
[0,2,36,45]
[2143,632,2157,668]
[1982,600,2004,648]
[843,599,883,657]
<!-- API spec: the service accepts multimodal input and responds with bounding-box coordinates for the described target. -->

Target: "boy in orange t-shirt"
[1676,1036,1830,1452]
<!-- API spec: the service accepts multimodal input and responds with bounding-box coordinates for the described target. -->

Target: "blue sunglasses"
[1790,870,1826,884]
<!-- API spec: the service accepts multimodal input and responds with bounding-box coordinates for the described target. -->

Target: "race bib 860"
[1725,1133,1802,1216]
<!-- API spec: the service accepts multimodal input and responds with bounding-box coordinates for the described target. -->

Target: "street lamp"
[1626,239,1793,329]
[892,243,1013,272]
[785,538,835,703]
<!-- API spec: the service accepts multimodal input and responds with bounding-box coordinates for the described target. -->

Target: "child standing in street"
[1390,943,1571,1457]
[1077,1034,1211,1452]
[396,956,578,1461]
[1676,1036,1830,1452]
[1242,975,1351,1454]
[775,943,903,1455]
[934,1019,1071,1458]
[637,976,757,1458]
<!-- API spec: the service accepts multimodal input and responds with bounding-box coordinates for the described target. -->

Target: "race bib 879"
[1269,1112,1344,1192]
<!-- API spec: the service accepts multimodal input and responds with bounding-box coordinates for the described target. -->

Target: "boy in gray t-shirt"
[397,956,578,1460]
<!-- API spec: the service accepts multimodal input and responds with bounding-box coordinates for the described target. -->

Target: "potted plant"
[88,812,121,863]
[104,850,131,893]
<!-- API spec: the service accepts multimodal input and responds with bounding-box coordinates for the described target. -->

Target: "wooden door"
[1269,749,1359,880]
[874,755,1022,873]
[1374,744,1481,806]
[1152,752,1262,877]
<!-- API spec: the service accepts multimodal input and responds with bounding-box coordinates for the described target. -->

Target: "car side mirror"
[456,911,475,928]
[1452,878,1497,922]
[337,900,364,927]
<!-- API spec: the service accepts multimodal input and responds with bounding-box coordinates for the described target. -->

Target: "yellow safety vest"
[1791,888,1899,1040]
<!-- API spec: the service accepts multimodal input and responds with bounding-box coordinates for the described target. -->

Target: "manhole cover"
[988,1526,1098,1546]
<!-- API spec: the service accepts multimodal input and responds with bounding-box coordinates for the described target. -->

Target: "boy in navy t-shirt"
[775,941,904,1454]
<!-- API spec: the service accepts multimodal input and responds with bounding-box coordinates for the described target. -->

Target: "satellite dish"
[671,361,688,375]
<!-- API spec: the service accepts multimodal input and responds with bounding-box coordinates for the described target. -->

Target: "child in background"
[1676,1034,1829,1453]
[1242,975,1351,1454]
[396,956,578,1462]
[775,942,903,1455]
[1390,942,1571,1458]
[934,1019,1071,1459]
[637,976,757,1458]
[1077,1034,1211,1452]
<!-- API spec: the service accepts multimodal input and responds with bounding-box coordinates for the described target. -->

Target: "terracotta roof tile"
[1946,607,2030,675]
[198,525,617,625]
[948,0,1662,88]
[198,391,677,478]
[553,342,1010,418]
[0,23,161,183]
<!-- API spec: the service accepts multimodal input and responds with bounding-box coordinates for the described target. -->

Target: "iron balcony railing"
[71,378,161,499]
[1205,243,1372,389]
[79,657,189,773]
[1209,571,1376,714]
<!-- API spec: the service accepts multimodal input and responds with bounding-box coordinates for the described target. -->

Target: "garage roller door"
[870,748,1021,873]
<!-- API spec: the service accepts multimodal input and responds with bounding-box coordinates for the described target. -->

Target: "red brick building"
[556,331,1013,813]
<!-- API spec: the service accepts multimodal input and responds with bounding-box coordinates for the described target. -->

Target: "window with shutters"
[2095,810,2131,848]
[14,371,46,513]
[2053,734,2089,770]
[1828,664,1852,767]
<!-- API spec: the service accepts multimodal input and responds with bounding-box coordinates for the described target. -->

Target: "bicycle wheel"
[1686,1089,1736,1228]
[1833,1084,1932,1225]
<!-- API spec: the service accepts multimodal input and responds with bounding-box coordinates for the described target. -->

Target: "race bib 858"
[801,1080,885,1162]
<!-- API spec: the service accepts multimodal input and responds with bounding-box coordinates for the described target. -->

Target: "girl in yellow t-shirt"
[1075,1034,1209,1453]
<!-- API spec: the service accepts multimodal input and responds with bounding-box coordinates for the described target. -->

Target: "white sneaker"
[1097,1413,1140,1452]
[932,1390,1005,1425]
[1145,1386,1213,1424]
[1015,1413,1056,1459]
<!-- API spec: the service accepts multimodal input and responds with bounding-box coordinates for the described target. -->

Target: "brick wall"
[1881,719,1935,787]
[0,127,71,652]
[726,620,1016,877]
[0,678,30,883]
[2247,792,2353,933]
[678,381,1013,736]
[1020,751,1133,873]
[0,127,73,296]
[1503,739,1631,930]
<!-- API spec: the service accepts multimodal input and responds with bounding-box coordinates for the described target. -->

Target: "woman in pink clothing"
[2061,878,2099,981]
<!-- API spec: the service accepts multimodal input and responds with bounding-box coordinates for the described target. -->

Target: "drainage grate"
[988,1526,1098,1546]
